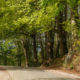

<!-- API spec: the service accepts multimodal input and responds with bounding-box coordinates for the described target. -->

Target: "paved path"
[0,69,11,80]
[0,66,80,80]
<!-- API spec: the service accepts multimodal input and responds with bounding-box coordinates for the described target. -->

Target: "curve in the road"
[0,67,12,80]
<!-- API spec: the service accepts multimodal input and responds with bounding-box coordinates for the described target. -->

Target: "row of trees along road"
[0,0,80,67]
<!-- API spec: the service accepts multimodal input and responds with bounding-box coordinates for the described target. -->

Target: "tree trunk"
[38,34,44,63]
[57,11,68,56]
[21,39,28,67]
[32,33,38,64]
[4,52,7,65]
[64,0,67,21]
[65,1,78,66]
[44,30,54,65]
[55,35,60,58]
[71,7,78,43]
[48,30,54,60]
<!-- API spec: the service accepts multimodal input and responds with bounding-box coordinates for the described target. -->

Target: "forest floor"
[40,65,80,77]
[39,57,80,77]
[0,66,80,80]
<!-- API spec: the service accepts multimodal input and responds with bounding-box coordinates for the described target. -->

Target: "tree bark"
[4,52,7,65]
[56,9,68,56]
[32,33,38,64]
[48,30,54,60]
[44,30,54,65]
[65,1,78,66]
[21,39,29,67]
[38,34,44,63]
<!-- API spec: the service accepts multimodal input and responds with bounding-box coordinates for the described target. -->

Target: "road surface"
[0,66,80,80]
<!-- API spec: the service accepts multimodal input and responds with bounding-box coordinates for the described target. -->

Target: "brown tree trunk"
[64,0,67,21]
[71,5,78,42]
[38,34,44,63]
[57,10,68,56]
[48,30,54,60]
[4,53,7,65]
[55,35,60,58]
[45,32,48,60]
[65,1,78,66]
[68,2,78,51]
[21,39,29,67]
[44,30,54,65]
[32,33,38,64]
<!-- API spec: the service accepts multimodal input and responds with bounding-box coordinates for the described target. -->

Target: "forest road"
[0,66,80,80]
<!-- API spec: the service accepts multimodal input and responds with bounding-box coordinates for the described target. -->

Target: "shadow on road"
[35,78,80,80]
[22,78,80,80]
[0,66,44,72]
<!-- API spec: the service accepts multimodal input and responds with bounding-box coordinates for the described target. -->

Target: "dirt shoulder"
[40,66,80,76]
